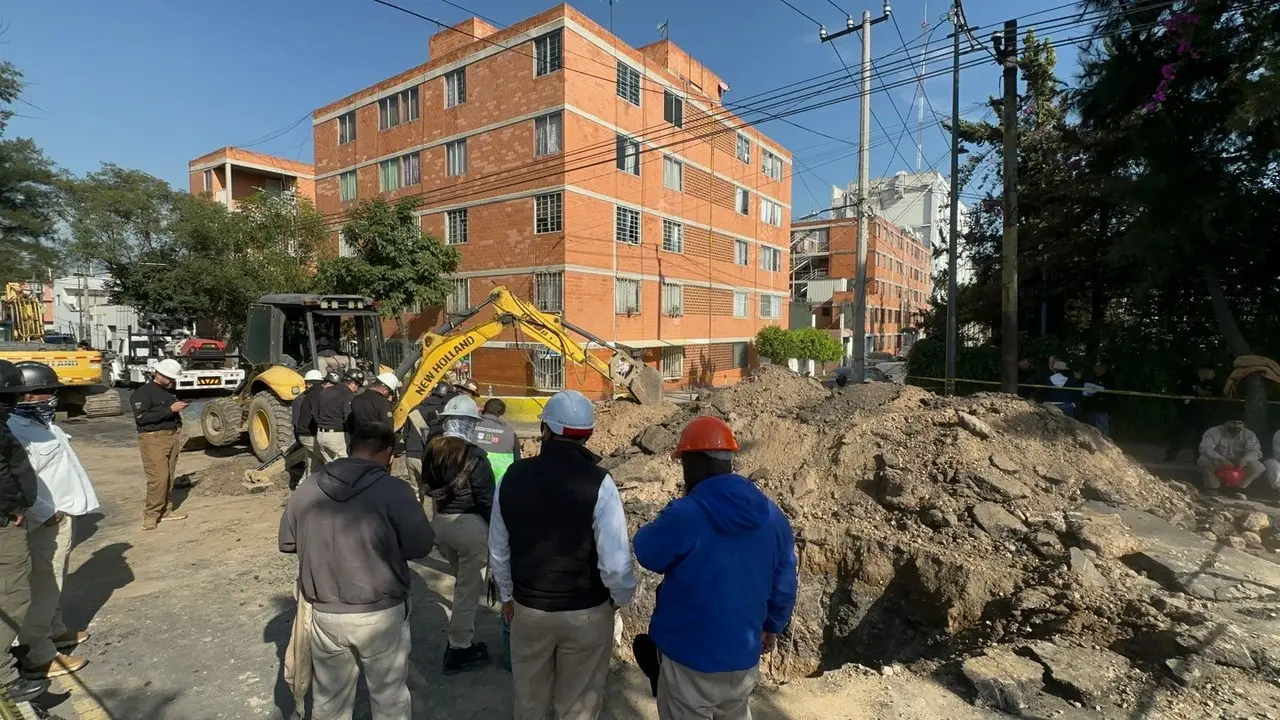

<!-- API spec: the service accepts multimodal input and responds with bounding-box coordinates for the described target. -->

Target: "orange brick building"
[188,147,316,209]
[310,5,792,397]
[790,215,931,358]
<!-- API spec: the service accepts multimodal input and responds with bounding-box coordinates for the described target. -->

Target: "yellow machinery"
[2,283,43,342]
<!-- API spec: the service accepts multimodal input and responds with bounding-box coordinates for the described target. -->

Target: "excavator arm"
[392,287,664,431]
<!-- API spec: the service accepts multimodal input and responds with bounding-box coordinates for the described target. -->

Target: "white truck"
[105,327,244,393]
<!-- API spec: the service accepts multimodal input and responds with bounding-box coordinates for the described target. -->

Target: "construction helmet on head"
[540,390,595,437]
[673,416,740,458]
[14,362,62,393]
[153,359,183,380]
[323,371,342,385]
[303,369,324,383]
[375,372,401,392]
[343,369,366,384]
[440,394,482,420]
[457,378,480,397]
[0,360,24,395]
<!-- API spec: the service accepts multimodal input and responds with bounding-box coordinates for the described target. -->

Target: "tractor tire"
[81,391,121,418]
[247,391,293,462]
[201,397,245,447]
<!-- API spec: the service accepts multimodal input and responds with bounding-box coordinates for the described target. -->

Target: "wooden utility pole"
[999,19,1019,394]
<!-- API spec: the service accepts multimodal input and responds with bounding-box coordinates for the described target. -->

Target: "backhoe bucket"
[623,364,665,406]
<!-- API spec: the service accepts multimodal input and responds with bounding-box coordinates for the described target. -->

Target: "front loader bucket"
[624,364,665,405]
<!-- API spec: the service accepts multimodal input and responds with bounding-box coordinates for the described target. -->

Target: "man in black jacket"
[403,382,453,505]
[312,371,360,464]
[133,359,188,530]
[292,370,326,476]
[346,372,399,435]
[0,360,48,701]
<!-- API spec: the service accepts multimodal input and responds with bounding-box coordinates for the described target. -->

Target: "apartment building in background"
[188,147,316,209]
[309,4,792,397]
[790,213,932,359]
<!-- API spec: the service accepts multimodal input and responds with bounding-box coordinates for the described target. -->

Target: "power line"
[775,0,824,27]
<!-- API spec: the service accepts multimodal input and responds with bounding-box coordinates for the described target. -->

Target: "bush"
[791,328,843,363]
[755,326,795,363]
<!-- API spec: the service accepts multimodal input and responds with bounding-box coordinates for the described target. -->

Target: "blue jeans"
[1090,412,1111,437]
[1049,402,1076,418]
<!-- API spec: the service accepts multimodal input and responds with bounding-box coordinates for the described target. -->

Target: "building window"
[663,90,684,128]
[762,150,784,181]
[534,30,562,76]
[662,283,684,317]
[403,153,421,186]
[535,112,563,156]
[736,133,751,163]
[615,278,641,314]
[446,208,468,245]
[338,230,357,258]
[378,158,401,192]
[535,271,563,313]
[734,239,749,266]
[202,169,212,192]
[534,192,562,233]
[446,139,468,177]
[445,278,470,314]
[533,349,564,390]
[735,187,750,215]
[616,60,641,106]
[339,171,357,202]
[662,156,683,192]
[616,134,640,176]
[733,341,749,369]
[661,346,684,380]
[733,291,748,318]
[760,246,781,272]
[338,111,356,144]
[378,87,418,130]
[615,206,640,245]
[761,198,783,227]
[661,219,683,253]
[760,294,781,319]
[445,69,466,107]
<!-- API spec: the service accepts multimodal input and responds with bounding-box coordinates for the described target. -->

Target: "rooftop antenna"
[915,1,928,172]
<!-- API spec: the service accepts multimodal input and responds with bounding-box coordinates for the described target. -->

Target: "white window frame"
[736,132,751,163]
[760,246,781,272]
[734,239,749,266]
[202,169,212,192]
[533,349,564,390]
[535,112,563,157]
[762,149,784,181]
[761,198,783,227]
[534,30,563,77]
[445,278,470,314]
[616,60,641,106]
[661,283,684,317]
[662,155,683,192]
[339,171,357,202]
[534,192,563,233]
[338,111,356,145]
[661,219,684,254]
[445,68,467,108]
[616,134,640,176]
[760,294,781,319]
[661,346,684,380]
[446,208,468,245]
[735,186,750,215]
[663,90,684,128]
[534,271,563,313]
[378,87,418,130]
[614,278,641,315]
[733,291,748,318]
[446,139,468,177]
[615,206,640,245]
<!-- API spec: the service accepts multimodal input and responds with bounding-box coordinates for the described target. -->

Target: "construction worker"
[403,381,452,505]
[633,416,797,720]
[347,372,399,435]
[1265,429,1280,492]
[133,358,188,530]
[7,362,96,680]
[279,425,434,720]
[455,377,480,400]
[1198,418,1265,497]
[292,370,325,477]
[475,398,521,484]
[312,370,360,463]
[489,390,635,719]
[421,395,496,674]
[0,360,47,702]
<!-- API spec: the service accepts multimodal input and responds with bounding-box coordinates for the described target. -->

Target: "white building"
[50,271,138,350]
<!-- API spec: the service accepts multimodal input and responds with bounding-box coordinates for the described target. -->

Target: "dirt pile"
[588,366,1265,712]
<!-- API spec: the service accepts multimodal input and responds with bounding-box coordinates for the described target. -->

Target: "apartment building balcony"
[188,147,316,210]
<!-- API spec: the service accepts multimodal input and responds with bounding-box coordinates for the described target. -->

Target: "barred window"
[534,192,562,233]
[445,69,466,107]
[535,271,563,313]
[534,30,562,76]
[446,278,470,314]
[661,220,683,253]
[446,208,468,245]
[616,60,641,106]
[533,349,564,390]
[661,346,683,380]
[662,282,683,317]
[733,291,748,318]
[759,294,781,319]
[615,278,641,314]
[615,206,640,245]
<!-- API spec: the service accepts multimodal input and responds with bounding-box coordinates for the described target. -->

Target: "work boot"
[442,642,489,675]
[3,676,49,703]
[52,631,89,651]
[22,653,87,680]
[142,517,158,531]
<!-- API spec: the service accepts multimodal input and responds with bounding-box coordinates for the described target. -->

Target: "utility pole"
[820,0,892,383]
[997,20,1019,393]
[945,4,961,396]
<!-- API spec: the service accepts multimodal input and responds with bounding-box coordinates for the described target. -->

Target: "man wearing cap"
[633,416,797,719]
[6,362,96,680]
[133,358,188,530]
[489,390,635,719]
[475,399,521,485]
[292,370,326,477]
[313,371,361,463]
[347,372,399,435]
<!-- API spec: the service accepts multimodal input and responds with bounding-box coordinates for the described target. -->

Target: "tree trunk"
[1203,263,1267,435]
[1086,208,1110,359]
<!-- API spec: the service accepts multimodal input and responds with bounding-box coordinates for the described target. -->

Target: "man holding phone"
[133,359,189,530]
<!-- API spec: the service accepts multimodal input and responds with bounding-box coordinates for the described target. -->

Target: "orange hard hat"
[673,416,740,458]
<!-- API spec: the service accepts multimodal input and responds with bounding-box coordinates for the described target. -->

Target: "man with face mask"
[133,359,188,530]
[7,362,97,681]
[633,416,797,719]
[1199,418,1265,497]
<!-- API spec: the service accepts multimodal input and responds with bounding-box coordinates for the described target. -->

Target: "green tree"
[0,62,61,281]
[315,197,460,338]
[755,325,796,364]
[791,328,842,363]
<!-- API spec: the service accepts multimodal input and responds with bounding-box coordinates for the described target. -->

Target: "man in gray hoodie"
[279,425,434,720]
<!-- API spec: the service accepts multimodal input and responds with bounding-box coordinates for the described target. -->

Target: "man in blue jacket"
[633,416,797,719]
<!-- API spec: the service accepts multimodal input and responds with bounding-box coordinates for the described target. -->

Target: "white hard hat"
[440,394,482,420]
[375,372,401,391]
[153,359,183,380]
[303,369,324,382]
[540,390,595,436]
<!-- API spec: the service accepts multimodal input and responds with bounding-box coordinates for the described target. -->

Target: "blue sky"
[5,0,1080,214]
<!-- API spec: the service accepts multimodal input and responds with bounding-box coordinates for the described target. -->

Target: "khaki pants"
[315,430,347,464]
[283,582,313,720]
[1199,456,1267,489]
[405,457,425,506]
[19,514,73,666]
[139,428,181,523]
[298,435,317,477]
[311,602,411,720]
[511,601,613,720]
[0,523,30,687]
[657,655,758,720]
[1266,459,1280,490]
[432,512,488,649]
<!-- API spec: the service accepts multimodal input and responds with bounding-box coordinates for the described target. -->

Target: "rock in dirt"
[1241,511,1271,533]
[957,411,995,439]
[973,502,1028,537]
[635,425,675,455]
[1071,513,1144,559]
[1068,548,1107,588]
[1241,530,1264,548]
[1166,655,1219,687]
[1024,641,1131,705]
[1177,622,1259,670]
[990,453,1022,474]
[1036,464,1073,485]
[962,649,1046,714]
[972,471,1031,501]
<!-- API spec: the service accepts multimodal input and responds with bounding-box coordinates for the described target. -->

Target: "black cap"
[0,360,23,394]
[13,361,63,393]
